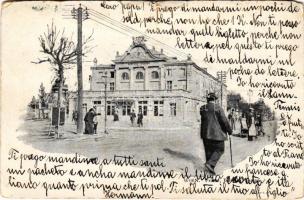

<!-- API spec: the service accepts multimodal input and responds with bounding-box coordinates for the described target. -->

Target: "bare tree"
[33,22,93,137]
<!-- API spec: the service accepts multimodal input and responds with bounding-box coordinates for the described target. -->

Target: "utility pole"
[101,71,109,134]
[220,74,223,107]
[217,71,227,107]
[72,4,89,134]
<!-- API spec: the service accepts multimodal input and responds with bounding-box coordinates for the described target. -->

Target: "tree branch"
[31,58,52,64]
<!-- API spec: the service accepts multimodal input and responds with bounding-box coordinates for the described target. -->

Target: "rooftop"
[90,36,224,84]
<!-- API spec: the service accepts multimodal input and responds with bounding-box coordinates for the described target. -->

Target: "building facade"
[69,36,227,128]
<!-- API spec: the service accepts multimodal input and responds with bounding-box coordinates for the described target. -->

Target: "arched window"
[151,71,159,79]
[121,72,129,80]
[136,71,144,80]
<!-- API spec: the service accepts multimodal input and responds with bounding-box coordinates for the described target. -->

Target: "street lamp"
[101,71,109,134]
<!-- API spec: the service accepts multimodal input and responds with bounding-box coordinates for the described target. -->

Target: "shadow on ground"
[163,148,204,171]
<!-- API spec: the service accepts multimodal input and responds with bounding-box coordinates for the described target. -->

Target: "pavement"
[18,117,277,174]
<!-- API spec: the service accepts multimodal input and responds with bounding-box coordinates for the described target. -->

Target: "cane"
[229,135,234,168]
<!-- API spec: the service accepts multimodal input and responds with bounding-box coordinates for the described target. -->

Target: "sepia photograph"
[1,1,303,199]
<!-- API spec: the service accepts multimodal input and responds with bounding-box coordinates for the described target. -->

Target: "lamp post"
[101,71,109,134]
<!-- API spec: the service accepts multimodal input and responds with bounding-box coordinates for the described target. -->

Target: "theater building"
[69,36,227,127]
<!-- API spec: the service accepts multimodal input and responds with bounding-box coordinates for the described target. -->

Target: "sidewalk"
[48,120,193,142]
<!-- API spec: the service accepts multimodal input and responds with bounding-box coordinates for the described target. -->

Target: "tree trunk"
[56,67,64,138]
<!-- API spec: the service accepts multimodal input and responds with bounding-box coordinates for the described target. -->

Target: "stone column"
[164,98,170,118]
[129,67,133,90]
[160,65,164,90]
[114,69,118,91]
[145,68,149,90]
[134,99,138,113]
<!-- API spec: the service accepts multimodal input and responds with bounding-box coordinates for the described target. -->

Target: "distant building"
[69,36,227,127]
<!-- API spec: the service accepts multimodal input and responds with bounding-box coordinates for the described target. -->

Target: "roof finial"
[93,58,97,66]
[187,54,192,60]
[133,36,146,46]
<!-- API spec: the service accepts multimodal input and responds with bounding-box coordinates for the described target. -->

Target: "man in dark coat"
[84,108,96,134]
[255,114,264,136]
[137,111,143,127]
[130,110,136,126]
[200,93,232,174]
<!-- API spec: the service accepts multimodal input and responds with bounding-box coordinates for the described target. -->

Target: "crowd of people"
[228,108,265,141]
[76,108,145,135]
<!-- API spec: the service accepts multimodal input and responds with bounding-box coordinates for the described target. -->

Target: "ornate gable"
[113,36,167,63]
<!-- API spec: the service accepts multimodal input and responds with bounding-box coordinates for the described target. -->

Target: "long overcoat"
[84,111,96,134]
[200,103,232,141]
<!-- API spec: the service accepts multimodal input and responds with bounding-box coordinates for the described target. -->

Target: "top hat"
[207,92,218,101]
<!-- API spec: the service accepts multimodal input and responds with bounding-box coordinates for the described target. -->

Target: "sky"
[1,1,222,109]
[2,1,301,113]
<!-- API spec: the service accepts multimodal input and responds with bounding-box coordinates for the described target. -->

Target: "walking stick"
[229,135,234,168]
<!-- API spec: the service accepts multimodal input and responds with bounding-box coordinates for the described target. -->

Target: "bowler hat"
[207,92,218,101]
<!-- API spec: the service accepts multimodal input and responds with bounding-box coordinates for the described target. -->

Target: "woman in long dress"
[234,111,242,135]
[240,112,248,136]
[247,109,257,140]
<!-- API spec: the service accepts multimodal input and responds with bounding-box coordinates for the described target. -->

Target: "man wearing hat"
[200,92,232,174]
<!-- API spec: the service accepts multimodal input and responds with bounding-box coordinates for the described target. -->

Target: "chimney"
[116,51,119,56]
[161,48,163,54]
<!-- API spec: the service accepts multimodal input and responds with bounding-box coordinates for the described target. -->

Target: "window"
[180,68,186,76]
[138,101,148,116]
[110,71,115,78]
[82,103,87,113]
[107,105,111,115]
[154,101,164,116]
[93,101,101,104]
[106,101,115,116]
[93,101,101,113]
[167,69,172,76]
[170,103,177,116]
[167,81,172,90]
[136,71,144,80]
[122,72,129,80]
[151,71,159,79]
[110,82,114,91]
[122,102,131,116]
